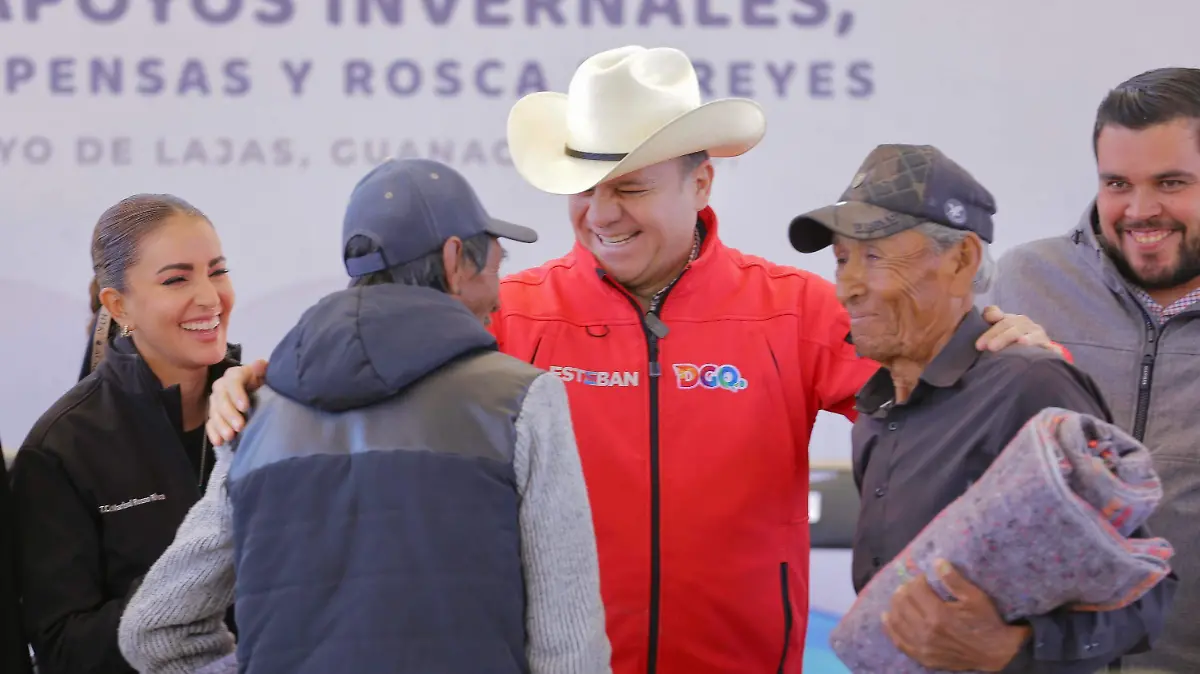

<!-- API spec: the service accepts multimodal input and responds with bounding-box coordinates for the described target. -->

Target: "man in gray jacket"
[118,158,612,674]
[988,67,1200,672]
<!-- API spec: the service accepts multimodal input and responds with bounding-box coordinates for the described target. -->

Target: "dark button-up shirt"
[850,308,1176,673]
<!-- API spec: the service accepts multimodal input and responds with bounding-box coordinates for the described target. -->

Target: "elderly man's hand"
[205,359,268,446]
[882,560,1030,672]
[976,305,1067,358]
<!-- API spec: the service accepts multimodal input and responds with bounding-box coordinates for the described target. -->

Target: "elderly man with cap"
[206,47,1060,673]
[789,143,1177,673]
[116,158,612,674]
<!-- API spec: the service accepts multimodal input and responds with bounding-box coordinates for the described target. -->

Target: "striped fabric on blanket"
[831,408,1175,674]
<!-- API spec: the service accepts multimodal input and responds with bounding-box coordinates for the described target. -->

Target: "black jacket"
[0,451,33,674]
[9,335,240,674]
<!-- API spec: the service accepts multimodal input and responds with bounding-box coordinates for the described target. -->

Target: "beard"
[1098,217,1200,291]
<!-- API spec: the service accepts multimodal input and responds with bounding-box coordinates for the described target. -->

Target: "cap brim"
[485,217,538,244]
[788,201,923,253]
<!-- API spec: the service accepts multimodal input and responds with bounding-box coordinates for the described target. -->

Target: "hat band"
[565,145,628,162]
[345,251,388,277]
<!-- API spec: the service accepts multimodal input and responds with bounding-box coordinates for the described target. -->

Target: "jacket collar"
[96,335,243,431]
[855,309,986,416]
[1069,201,1130,296]
[1070,201,1200,320]
[264,284,497,413]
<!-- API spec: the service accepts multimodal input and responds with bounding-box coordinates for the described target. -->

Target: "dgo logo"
[673,363,749,392]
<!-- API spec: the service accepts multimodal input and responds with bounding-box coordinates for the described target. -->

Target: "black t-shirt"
[178,425,214,496]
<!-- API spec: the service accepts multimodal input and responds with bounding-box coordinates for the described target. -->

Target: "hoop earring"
[120,325,133,337]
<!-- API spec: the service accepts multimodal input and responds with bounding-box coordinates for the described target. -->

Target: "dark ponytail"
[88,276,102,319]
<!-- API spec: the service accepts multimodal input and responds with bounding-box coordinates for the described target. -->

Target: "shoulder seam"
[730,254,822,282]
[21,377,105,451]
[501,258,576,288]
[990,351,1073,387]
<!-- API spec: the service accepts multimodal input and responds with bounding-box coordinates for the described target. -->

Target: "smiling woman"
[9,194,242,674]
[90,197,235,402]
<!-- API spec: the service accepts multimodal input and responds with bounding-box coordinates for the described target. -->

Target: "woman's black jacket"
[10,335,240,674]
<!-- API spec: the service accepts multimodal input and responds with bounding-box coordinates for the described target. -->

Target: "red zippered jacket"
[490,207,879,673]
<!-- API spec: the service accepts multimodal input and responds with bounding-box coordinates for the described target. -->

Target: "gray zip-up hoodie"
[118,284,611,674]
[986,204,1200,673]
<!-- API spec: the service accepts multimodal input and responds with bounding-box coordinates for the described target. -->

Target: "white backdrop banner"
[0,0,1197,456]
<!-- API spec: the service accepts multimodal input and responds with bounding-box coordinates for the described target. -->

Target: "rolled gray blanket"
[831,408,1174,674]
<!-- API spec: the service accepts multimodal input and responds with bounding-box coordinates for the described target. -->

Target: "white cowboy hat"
[507,46,767,195]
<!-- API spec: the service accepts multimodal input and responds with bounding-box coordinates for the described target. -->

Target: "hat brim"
[507,92,767,195]
[788,201,925,253]
[485,217,538,244]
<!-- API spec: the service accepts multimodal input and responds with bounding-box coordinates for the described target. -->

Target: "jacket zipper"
[1130,311,1160,442]
[1106,306,1161,674]
[601,271,680,674]
[645,311,665,674]
[198,433,209,489]
[777,561,793,672]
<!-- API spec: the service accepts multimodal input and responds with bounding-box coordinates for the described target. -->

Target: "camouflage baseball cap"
[788,144,996,253]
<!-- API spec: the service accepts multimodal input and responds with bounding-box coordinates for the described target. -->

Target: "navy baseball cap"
[788,144,996,254]
[342,158,538,277]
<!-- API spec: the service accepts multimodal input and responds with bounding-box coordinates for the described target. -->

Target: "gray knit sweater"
[117,443,237,674]
[117,373,612,674]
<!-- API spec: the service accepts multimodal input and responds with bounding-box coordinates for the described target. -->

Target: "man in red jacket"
[206,46,1060,674]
